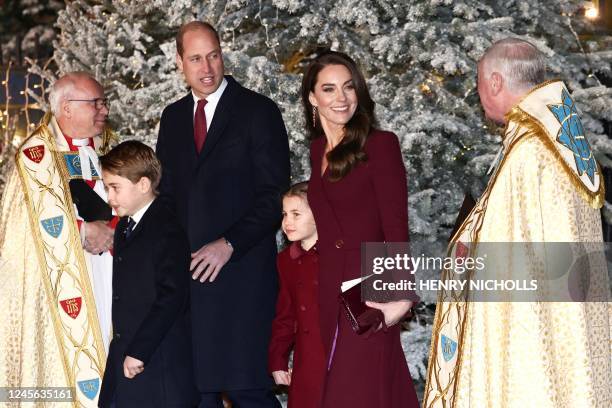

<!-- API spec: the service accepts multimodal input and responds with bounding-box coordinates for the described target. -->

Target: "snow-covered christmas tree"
[0,0,61,64]
[30,0,612,241]
[20,0,612,399]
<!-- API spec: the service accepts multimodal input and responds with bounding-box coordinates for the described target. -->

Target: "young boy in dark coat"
[98,140,197,407]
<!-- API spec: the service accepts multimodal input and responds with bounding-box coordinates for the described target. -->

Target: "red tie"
[194,99,208,153]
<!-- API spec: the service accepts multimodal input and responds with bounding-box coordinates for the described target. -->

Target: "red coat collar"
[289,241,318,260]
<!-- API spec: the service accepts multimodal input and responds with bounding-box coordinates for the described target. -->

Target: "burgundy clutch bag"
[338,281,385,335]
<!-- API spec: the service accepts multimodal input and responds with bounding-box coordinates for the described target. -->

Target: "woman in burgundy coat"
[302,51,420,407]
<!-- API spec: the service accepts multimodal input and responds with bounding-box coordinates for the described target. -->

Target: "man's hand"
[365,300,413,327]
[123,355,144,379]
[272,369,292,386]
[190,238,233,283]
[83,221,113,254]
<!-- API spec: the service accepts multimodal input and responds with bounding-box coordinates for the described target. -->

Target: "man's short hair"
[48,72,97,116]
[481,37,547,92]
[100,140,162,192]
[176,21,220,57]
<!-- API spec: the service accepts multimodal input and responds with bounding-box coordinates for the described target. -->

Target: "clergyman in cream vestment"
[425,39,611,408]
[0,74,116,407]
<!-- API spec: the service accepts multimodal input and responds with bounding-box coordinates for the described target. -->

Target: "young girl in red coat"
[268,182,326,408]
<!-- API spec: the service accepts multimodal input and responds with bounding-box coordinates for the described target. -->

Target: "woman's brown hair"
[301,51,377,181]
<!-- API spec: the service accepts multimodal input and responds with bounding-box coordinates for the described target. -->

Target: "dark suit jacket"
[98,199,197,407]
[155,76,290,391]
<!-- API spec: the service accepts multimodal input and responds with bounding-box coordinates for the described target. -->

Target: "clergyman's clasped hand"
[83,220,114,254]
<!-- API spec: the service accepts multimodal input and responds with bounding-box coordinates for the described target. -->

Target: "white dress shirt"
[192,77,228,130]
[130,198,155,227]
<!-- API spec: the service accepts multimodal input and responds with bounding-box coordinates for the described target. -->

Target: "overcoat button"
[335,239,344,249]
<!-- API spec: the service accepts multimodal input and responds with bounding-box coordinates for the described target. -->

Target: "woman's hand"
[365,300,413,327]
[272,369,292,385]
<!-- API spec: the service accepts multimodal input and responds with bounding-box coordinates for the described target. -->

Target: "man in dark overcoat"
[155,20,290,408]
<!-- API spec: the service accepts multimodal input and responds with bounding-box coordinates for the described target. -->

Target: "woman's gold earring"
[312,106,318,127]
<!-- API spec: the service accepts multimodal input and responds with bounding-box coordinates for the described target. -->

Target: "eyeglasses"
[67,98,109,110]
